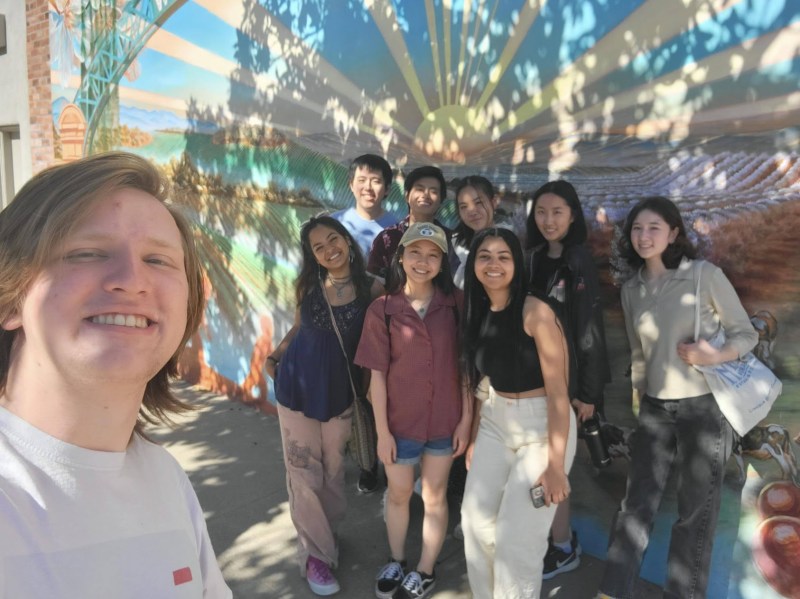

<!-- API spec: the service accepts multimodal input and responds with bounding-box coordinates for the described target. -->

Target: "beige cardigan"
[621,258,758,400]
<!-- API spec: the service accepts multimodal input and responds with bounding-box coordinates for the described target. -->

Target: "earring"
[349,246,354,263]
[318,263,324,280]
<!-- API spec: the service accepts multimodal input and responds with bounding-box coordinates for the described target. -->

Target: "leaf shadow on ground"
[152,382,472,597]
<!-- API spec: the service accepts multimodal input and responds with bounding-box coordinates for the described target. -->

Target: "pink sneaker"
[306,555,340,596]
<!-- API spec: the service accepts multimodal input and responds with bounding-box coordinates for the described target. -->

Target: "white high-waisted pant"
[461,387,577,599]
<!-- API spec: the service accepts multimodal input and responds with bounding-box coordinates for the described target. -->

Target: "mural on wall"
[48,0,800,596]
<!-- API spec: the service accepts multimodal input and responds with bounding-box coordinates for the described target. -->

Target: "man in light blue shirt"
[332,154,396,260]
[332,154,394,496]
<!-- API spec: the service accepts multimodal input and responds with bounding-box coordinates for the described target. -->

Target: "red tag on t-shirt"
[173,567,193,586]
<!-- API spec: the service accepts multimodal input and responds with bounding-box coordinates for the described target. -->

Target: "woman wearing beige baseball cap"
[356,221,472,599]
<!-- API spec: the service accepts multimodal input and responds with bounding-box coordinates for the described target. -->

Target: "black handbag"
[321,282,377,471]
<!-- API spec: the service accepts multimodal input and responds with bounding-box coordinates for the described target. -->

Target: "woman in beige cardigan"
[598,197,757,599]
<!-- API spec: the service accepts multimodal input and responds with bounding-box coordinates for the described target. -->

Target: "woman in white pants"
[460,227,577,599]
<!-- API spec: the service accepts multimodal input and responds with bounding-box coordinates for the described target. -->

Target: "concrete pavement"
[152,382,662,598]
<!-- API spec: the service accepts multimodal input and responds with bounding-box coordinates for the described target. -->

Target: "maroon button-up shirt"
[355,287,464,442]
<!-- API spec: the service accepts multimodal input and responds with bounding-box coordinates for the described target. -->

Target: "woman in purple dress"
[266,215,381,596]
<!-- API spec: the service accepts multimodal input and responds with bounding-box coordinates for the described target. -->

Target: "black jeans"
[599,394,734,599]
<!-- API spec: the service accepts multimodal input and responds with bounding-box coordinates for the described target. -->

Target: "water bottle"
[582,417,611,469]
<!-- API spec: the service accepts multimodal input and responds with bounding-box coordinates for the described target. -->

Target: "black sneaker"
[400,570,436,599]
[358,466,380,494]
[375,559,405,599]
[542,531,582,580]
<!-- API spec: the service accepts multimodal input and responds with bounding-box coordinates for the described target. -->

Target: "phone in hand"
[530,484,545,508]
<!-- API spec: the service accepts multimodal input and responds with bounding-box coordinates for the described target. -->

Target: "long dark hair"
[526,180,587,249]
[453,175,496,249]
[463,227,571,394]
[462,228,527,391]
[385,242,455,296]
[296,215,372,305]
[619,196,696,270]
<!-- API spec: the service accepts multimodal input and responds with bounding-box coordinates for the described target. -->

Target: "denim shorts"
[395,436,453,465]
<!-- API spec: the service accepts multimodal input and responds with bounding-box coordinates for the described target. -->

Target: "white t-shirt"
[332,207,396,259]
[0,406,232,598]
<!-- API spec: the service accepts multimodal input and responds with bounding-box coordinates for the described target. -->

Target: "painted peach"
[757,481,800,519]
[753,516,800,599]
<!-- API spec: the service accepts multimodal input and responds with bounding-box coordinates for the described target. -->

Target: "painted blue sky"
[52,0,800,165]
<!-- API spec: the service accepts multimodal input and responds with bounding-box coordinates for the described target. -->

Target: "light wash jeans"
[277,403,352,574]
[599,393,734,599]
[461,387,577,599]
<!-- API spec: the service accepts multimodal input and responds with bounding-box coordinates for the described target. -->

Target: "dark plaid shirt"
[366,216,460,281]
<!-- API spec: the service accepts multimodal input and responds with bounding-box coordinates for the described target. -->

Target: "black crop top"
[474,305,544,393]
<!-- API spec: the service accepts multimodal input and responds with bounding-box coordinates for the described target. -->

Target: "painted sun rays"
[366,0,515,158]
[131,0,596,159]
[396,0,796,161]
[192,0,395,138]
[159,0,525,157]
[139,0,414,141]
[101,0,799,163]
[168,0,509,154]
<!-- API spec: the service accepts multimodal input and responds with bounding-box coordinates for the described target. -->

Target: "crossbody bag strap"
[320,281,360,400]
[693,260,704,342]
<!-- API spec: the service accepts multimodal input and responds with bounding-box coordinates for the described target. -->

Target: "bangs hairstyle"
[347,153,393,188]
[619,196,696,269]
[296,215,373,305]
[526,180,587,249]
[385,240,455,296]
[462,227,527,390]
[403,165,447,207]
[0,151,205,434]
[453,175,496,249]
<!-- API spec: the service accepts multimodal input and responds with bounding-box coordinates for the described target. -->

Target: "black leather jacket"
[526,243,611,409]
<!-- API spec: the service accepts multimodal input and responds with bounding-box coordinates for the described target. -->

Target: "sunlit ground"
[151,381,664,598]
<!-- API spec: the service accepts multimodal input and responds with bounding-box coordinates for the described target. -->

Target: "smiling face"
[630,209,679,264]
[474,236,514,291]
[457,185,496,232]
[308,224,351,274]
[2,188,190,388]
[401,239,443,285]
[349,165,388,216]
[533,192,575,244]
[406,176,442,221]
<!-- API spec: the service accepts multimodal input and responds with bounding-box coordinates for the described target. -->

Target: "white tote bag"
[692,262,782,436]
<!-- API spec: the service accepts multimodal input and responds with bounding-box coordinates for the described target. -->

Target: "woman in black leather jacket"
[526,180,611,579]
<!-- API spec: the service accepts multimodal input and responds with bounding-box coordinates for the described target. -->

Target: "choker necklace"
[328,274,352,299]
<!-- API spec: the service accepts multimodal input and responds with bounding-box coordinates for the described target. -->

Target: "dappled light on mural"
[49,0,800,416]
[47,0,800,391]
[46,2,800,596]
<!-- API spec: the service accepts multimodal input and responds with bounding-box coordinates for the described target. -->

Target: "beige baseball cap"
[399,222,448,254]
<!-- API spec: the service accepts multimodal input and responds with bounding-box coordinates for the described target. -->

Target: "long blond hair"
[0,152,205,433]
